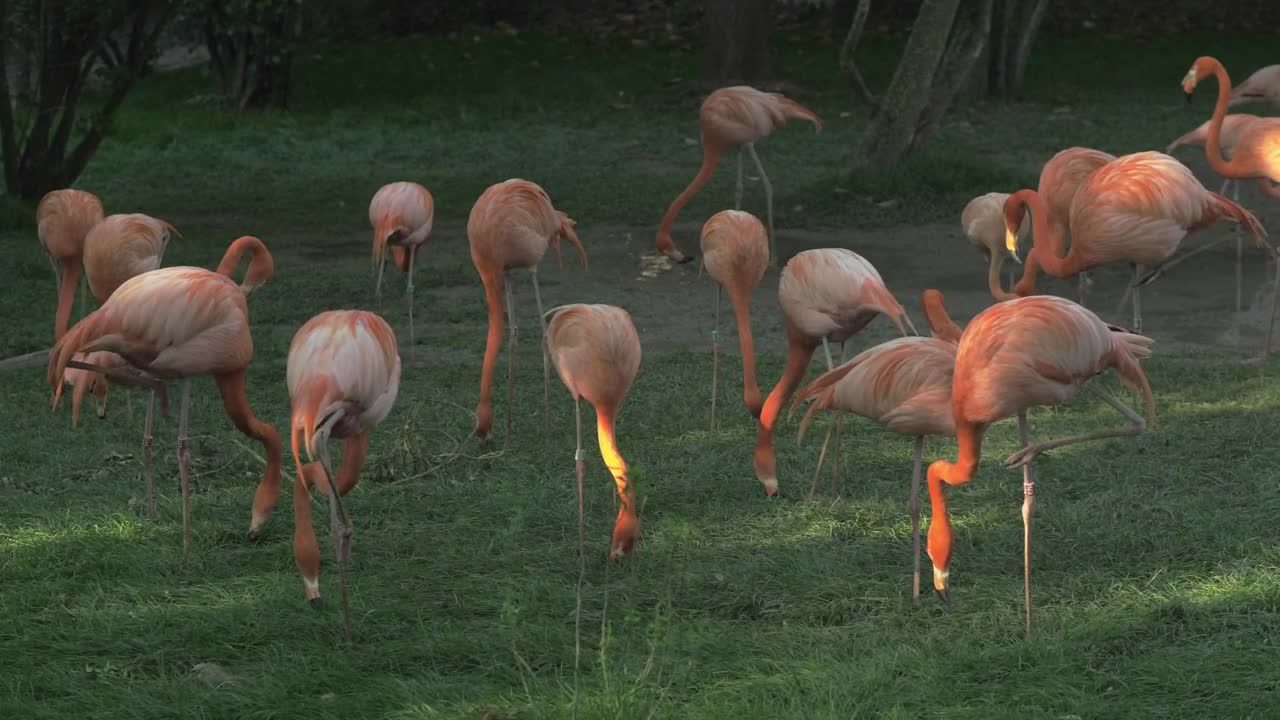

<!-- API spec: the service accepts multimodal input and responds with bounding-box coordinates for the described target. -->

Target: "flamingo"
[48,236,281,556]
[701,209,768,429]
[1010,147,1117,304]
[546,303,642,560]
[1003,152,1269,348]
[545,303,641,716]
[923,293,1156,635]
[81,212,180,518]
[1229,64,1280,111]
[1166,113,1266,311]
[752,248,916,497]
[961,192,1029,301]
[37,189,103,342]
[655,86,822,266]
[790,289,961,604]
[369,181,434,360]
[287,310,401,640]
[1182,57,1280,193]
[469,179,587,446]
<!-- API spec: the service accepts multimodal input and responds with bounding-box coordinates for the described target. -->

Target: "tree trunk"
[702,0,775,88]
[857,0,992,169]
[987,0,1048,96]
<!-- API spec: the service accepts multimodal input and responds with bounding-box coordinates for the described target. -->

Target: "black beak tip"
[934,587,952,609]
[678,254,696,265]
[310,597,323,610]
[1184,91,1193,105]
[246,529,260,542]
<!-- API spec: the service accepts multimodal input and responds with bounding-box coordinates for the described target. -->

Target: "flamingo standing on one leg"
[655,86,822,266]
[469,179,587,446]
[287,310,401,640]
[961,192,1029,301]
[1003,152,1269,345]
[923,293,1156,635]
[49,236,281,557]
[790,289,961,604]
[1010,147,1117,304]
[752,248,916,497]
[81,212,180,518]
[1167,114,1265,312]
[701,209,768,429]
[1229,64,1280,111]
[37,189,103,342]
[369,181,434,361]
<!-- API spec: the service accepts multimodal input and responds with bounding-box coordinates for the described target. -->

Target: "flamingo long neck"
[727,284,762,416]
[54,259,81,342]
[984,251,1016,302]
[216,236,275,294]
[924,421,984,577]
[1204,60,1238,177]
[557,212,589,268]
[1018,190,1078,278]
[216,370,283,529]
[595,408,631,512]
[752,325,819,495]
[473,269,506,439]
[657,144,723,255]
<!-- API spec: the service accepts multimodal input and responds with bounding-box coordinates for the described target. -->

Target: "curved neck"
[217,236,275,294]
[1016,190,1078,278]
[594,408,632,510]
[1204,60,1237,176]
[985,251,1016,302]
[922,291,963,342]
[658,145,723,240]
[556,212,589,269]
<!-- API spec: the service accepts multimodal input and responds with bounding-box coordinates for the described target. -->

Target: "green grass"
[3,30,1280,719]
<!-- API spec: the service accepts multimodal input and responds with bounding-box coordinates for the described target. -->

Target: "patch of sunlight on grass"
[0,513,145,550]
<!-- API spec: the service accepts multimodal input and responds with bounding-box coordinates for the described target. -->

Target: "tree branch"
[839,0,878,114]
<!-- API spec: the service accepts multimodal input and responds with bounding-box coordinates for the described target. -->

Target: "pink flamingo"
[1003,152,1269,348]
[656,86,822,266]
[288,309,401,640]
[469,179,587,445]
[37,189,103,342]
[369,181,434,359]
[791,289,961,604]
[701,209,768,428]
[1010,147,1117,303]
[49,236,281,556]
[753,248,916,497]
[924,293,1156,634]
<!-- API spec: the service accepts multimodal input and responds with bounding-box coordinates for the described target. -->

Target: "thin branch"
[838,0,878,113]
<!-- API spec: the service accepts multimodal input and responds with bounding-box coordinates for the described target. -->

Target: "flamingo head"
[1182,57,1215,99]
[1003,204,1028,265]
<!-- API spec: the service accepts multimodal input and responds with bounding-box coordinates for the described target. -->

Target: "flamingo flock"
[11,57,1280,641]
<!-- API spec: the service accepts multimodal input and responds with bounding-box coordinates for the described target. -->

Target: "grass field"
[3,30,1280,719]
